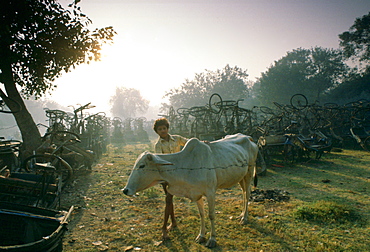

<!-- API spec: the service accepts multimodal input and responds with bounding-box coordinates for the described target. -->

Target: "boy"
[153,117,188,240]
[154,117,188,154]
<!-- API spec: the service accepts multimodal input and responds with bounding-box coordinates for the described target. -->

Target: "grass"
[61,143,370,251]
[293,200,363,224]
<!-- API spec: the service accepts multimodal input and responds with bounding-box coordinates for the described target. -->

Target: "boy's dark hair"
[153,117,170,133]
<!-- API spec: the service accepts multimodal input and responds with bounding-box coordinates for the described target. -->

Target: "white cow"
[122,133,258,248]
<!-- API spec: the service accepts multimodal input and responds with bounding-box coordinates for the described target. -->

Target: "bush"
[294,200,363,225]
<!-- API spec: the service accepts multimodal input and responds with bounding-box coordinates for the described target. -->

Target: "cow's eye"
[139,164,145,169]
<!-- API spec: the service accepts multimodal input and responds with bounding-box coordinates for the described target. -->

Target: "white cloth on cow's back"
[155,134,188,154]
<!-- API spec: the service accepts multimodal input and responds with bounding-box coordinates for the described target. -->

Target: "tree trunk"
[0,63,42,158]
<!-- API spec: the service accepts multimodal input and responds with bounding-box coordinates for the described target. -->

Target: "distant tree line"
[160,12,370,110]
[109,87,149,119]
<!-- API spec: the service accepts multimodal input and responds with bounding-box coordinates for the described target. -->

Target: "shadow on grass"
[246,218,301,252]
[259,154,369,209]
[59,171,92,240]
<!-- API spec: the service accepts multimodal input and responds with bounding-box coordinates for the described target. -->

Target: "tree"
[339,12,370,72]
[324,71,370,104]
[0,0,116,155]
[255,47,348,105]
[162,64,250,110]
[109,87,149,119]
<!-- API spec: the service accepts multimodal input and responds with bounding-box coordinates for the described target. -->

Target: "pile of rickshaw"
[162,93,370,173]
[0,102,152,206]
[0,101,151,251]
[0,102,102,251]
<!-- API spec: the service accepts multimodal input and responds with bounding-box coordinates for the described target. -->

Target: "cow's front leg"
[195,197,207,244]
[205,194,217,248]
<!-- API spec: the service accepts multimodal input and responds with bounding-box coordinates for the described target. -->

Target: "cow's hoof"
[167,223,178,231]
[239,218,248,225]
[195,235,207,244]
[206,238,217,248]
[162,229,171,241]
[162,234,171,241]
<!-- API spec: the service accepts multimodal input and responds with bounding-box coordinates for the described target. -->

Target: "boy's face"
[156,125,169,139]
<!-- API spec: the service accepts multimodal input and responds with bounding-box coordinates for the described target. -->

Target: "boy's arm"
[180,135,188,146]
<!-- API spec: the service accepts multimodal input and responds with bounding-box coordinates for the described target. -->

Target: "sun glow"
[49,32,196,115]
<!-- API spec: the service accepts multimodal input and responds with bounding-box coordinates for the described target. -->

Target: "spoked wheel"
[362,136,370,151]
[177,107,189,116]
[209,93,222,114]
[290,94,308,110]
[260,106,275,115]
[342,135,358,150]
[188,106,207,117]
[168,106,176,120]
[21,153,73,185]
[43,130,81,145]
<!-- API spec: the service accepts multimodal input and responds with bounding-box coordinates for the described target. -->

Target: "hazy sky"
[50,0,370,115]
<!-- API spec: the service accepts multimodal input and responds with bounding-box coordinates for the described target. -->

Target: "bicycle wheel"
[290,94,308,110]
[188,106,207,117]
[273,102,284,110]
[21,153,73,184]
[43,130,81,145]
[209,93,222,114]
[260,106,275,115]
[362,136,370,151]
[177,107,189,116]
[168,106,176,120]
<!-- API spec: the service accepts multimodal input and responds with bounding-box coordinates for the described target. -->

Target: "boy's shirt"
[155,134,188,154]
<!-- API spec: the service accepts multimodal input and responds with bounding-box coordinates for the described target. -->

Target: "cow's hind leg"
[161,183,177,240]
[195,197,207,244]
[205,194,217,248]
[238,166,254,225]
[238,176,248,224]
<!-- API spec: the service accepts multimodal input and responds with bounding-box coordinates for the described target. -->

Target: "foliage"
[324,71,370,104]
[109,87,149,119]
[339,12,370,72]
[162,64,250,110]
[255,47,348,105]
[0,0,116,153]
[0,0,116,98]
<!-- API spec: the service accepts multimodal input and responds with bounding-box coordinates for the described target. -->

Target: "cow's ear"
[147,154,173,165]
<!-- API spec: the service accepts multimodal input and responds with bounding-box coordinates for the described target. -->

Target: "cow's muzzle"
[122,188,129,195]
[122,187,136,196]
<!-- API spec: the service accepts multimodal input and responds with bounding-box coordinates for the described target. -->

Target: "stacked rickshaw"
[160,93,370,175]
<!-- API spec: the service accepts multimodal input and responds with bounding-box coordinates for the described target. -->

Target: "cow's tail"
[253,164,258,188]
[248,136,258,188]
